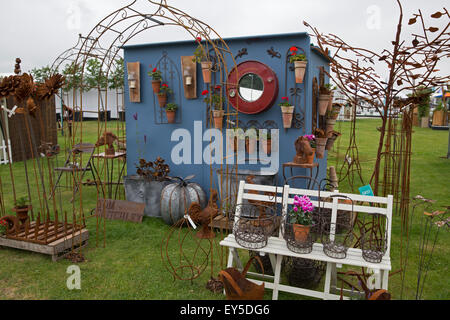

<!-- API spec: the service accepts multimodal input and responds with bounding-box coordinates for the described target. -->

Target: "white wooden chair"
[220,180,393,300]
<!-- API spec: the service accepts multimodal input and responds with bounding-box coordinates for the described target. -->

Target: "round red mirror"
[226,60,279,114]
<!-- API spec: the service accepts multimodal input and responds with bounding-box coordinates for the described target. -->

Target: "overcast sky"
[0,0,448,78]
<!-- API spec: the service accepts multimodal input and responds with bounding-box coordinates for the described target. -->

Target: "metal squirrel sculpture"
[293,136,314,164]
[95,131,118,156]
[188,189,220,239]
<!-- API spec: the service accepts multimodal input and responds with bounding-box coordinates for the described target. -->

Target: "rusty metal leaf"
[428,27,439,33]
[431,12,443,19]
[408,18,417,25]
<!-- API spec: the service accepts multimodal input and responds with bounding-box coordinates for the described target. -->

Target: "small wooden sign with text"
[97,199,145,223]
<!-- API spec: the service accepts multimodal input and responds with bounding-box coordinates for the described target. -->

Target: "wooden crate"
[0,228,89,262]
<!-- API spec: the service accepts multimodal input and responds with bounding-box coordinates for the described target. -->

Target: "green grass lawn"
[0,119,448,300]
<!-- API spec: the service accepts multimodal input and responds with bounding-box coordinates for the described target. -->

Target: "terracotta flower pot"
[326,132,341,151]
[201,61,213,84]
[166,110,176,124]
[319,94,331,116]
[326,118,336,134]
[315,137,328,159]
[281,105,295,129]
[294,61,307,84]
[293,224,311,242]
[330,105,342,120]
[327,91,335,112]
[262,139,271,155]
[294,148,315,165]
[246,138,257,154]
[152,80,162,94]
[213,110,224,129]
[157,93,167,108]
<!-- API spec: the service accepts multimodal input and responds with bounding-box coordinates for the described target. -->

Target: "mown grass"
[0,119,448,300]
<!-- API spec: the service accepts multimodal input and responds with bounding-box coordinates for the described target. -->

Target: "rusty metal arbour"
[60,0,242,279]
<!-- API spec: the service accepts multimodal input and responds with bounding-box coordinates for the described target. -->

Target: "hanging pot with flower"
[193,37,212,84]
[204,86,224,129]
[319,84,333,116]
[148,67,163,94]
[165,103,178,124]
[289,47,307,84]
[279,97,295,129]
[158,83,173,108]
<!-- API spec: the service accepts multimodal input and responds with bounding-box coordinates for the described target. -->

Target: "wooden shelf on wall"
[181,56,197,100]
[127,62,141,103]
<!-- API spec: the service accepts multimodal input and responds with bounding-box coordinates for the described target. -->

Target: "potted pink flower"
[289,195,315,242]
[303,134,316,164]
[279,97,295,129]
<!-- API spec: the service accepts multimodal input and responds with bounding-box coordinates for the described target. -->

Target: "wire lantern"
[233,203,278,250]
[361,212,389,263]
[321,195,355,259]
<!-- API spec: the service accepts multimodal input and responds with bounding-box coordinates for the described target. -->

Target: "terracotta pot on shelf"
[315,137,328,159]
[157,93,167,108]
[294,148,315,165]
[213,110,224,129]
[293,224,311,242]
[201,61,213,84]
[281,105,295,129]
[166,110,176,124]
[294,61,307,84]
[152,80,162,94]
[262,139,272,155]
[246,138,257,154]
[319,94,331,116]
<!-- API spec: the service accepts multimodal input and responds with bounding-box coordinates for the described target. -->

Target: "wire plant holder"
[321,195,355,259]
[283,257,326,290]
[361,213,389,264]
[233,204,277,250]
[283,220,318,254]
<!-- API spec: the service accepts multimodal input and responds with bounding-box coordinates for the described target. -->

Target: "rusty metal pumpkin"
[160,175,207,225]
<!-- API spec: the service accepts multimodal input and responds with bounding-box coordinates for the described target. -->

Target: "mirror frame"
[226,60,279,115]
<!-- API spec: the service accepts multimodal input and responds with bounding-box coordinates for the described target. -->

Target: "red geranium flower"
[289,46,298,52]
[282,97,289,101]
[162,83,169,87]
[152,67,158,73]
[196,37,202,43]
[215,85,221,90]
[202,90,209,95]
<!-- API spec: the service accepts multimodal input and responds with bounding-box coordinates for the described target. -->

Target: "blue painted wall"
[123,32,330,199]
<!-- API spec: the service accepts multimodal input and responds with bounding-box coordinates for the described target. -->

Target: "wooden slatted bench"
[220,180,393,300]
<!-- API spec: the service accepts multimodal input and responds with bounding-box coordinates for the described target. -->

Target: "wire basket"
[321,221,354,259]
[283,221,318,254]
[283,257,326,289]
[361,213,389,263]
[233,204,278,250]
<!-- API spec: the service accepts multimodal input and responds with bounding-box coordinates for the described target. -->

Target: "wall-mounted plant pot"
[262,139,272,155]
[315,138,328,159]
[294,61,307,84]
[319,94,331,116]
[326,118,336,134]
[326,132,342,151]
[201,61,213,84]
[166,110,176,124]
[157,93,167,108]
[246,138,257,154]
[152,80,162,94]
[281,105,295,129]
[124,175,171,218]
[213,110,225,129]
[327,92,334,112]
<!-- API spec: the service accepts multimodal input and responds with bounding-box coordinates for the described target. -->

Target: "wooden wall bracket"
[181,56,197,100]
[127,62,141,103]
